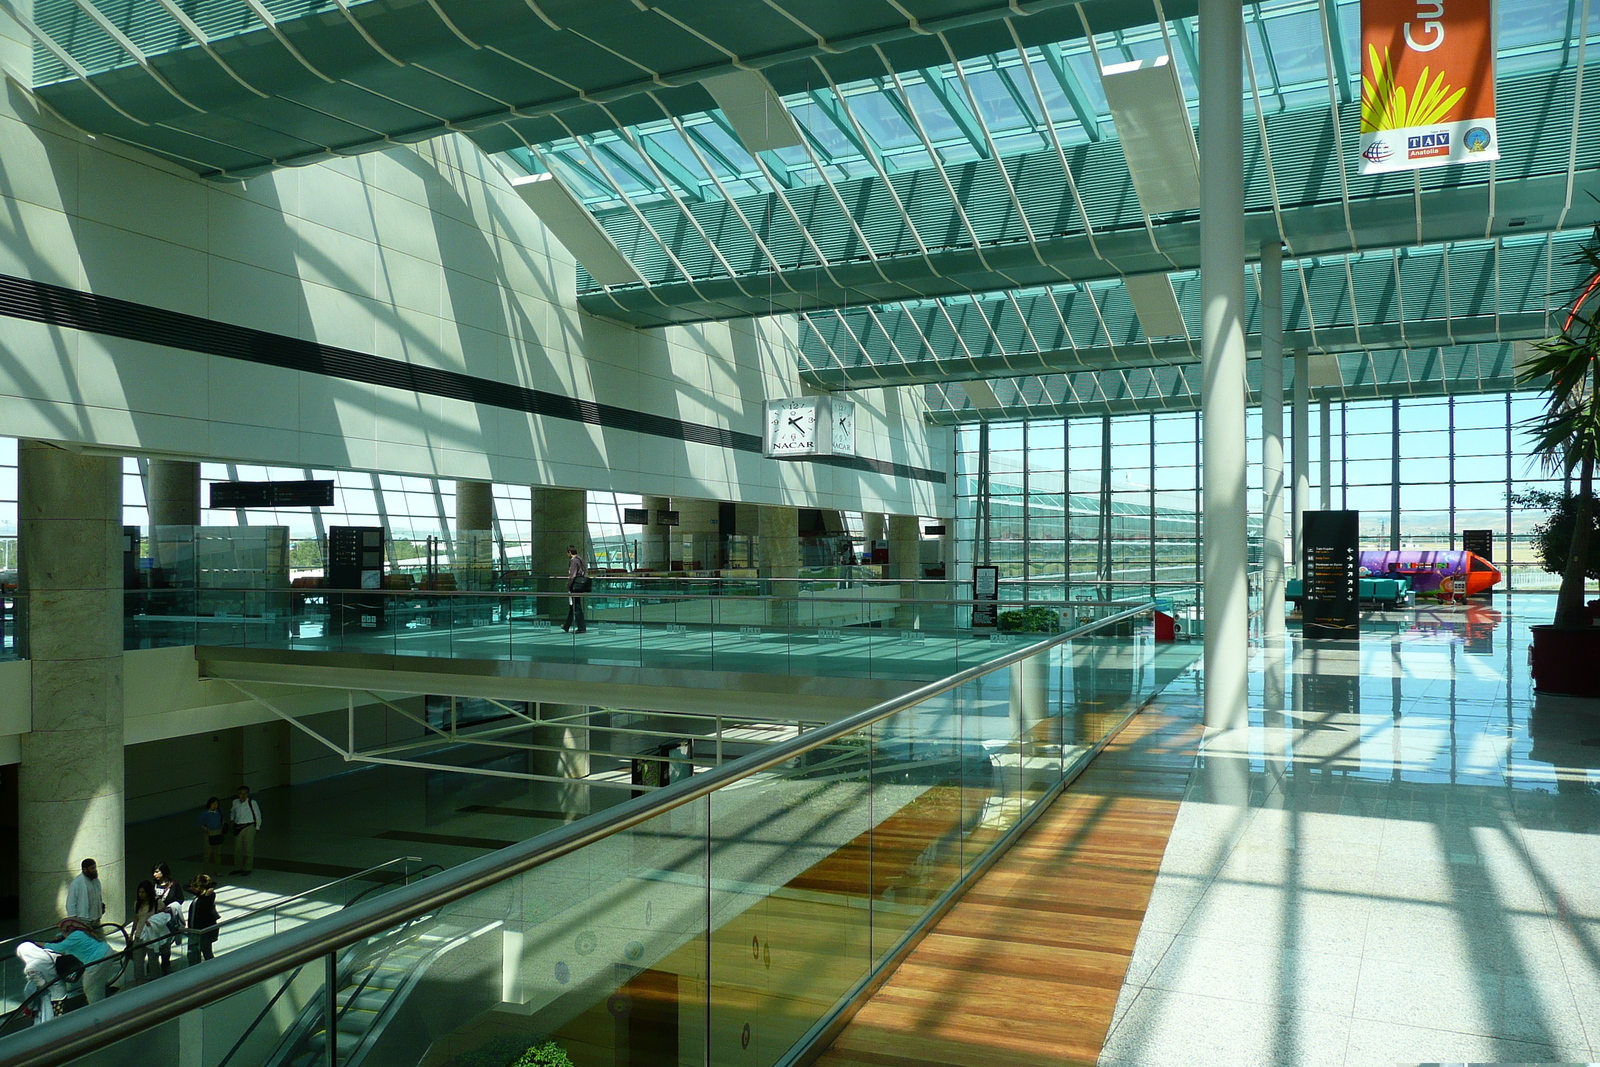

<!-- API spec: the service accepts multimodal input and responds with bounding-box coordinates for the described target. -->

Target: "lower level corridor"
[822,597,1600,1066]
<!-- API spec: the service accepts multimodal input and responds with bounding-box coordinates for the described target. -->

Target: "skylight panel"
[845,90,923,153]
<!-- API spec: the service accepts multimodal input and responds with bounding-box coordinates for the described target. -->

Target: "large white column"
[1199,0,1249,732]
[18,442,125,928]
[1292,348,1310,576]
[1321,398,1333,511]
[1260,241,1286,642]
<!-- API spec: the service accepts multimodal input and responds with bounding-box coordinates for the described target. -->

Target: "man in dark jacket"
[563,546,588,633]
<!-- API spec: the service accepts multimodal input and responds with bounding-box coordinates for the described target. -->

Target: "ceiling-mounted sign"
[1359,0,1498,175]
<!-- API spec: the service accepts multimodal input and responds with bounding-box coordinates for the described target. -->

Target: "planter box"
[1530,624,1600,696]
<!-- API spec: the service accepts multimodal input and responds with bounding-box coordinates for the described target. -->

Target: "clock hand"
[788,416,803,428]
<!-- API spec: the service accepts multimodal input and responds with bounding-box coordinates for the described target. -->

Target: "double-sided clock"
[831,398,856,456]
[766,399,818,456]
[763,396,858,458]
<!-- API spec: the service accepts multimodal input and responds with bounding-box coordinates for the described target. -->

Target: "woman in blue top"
[197,797,224,875]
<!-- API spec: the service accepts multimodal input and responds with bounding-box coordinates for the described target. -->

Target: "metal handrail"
[0,602,1155,1067]
[129,587,1150,608]
[205,857,424,932]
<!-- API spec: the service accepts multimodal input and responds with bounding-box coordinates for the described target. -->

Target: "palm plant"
[1518,226,1600,628]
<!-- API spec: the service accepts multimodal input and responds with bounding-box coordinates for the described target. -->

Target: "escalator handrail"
[214,865,437,1067]
[0,602,1155,1067]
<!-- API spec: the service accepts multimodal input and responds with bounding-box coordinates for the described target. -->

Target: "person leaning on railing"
[13,919,114,1024]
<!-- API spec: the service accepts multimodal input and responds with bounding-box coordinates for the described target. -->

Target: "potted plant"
[996,606,1061,633]
[1520,225,1600,694]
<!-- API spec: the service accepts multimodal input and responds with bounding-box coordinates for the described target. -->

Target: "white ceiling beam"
[701,70,804,153]
[511,173,644,287]
[1098,55,1200,215]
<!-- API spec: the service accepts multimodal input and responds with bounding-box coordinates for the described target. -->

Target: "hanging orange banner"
[1359,0,1498,174]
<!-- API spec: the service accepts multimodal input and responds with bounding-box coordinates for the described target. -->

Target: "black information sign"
[210,480,334,508]
[622,508,650,525]
[1462,528,1493,563]
[973,565,999,628]
[1302,510,1360,640]
[923,524,947,536]
[655,510,680,527]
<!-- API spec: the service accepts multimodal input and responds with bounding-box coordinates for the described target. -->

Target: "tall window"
[955,391,1566,600]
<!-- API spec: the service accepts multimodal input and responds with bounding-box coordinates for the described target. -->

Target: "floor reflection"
[1101,596,1600,1067]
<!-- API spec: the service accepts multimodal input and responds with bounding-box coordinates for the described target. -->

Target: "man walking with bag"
[228,786,262,876]
[563,545,589,633]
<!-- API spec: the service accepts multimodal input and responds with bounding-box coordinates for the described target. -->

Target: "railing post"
[325,951,338,1067]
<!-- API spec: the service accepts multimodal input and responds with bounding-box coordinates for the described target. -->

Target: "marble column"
[532,488,587,620]
[863,513,886,549]
[887,515,922,580]
[758,506,800,626]
[18,441,125,928]
[757,506,800,580]
[454,480,495,591]
[146,459,200,528]
[642,496,672,570]
[675,498,721,572]
[888,515,922,627]
[531,703,590,820]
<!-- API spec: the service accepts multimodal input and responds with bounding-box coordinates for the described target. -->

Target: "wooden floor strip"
[816,706,1203,1067]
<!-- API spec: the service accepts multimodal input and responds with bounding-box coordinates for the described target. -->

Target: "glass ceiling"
[505,0,1598,215]
[492,0,1600,418]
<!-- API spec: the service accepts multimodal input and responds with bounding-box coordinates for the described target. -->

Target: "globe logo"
[1362,140,1394,163]
[1464,127,1491,153]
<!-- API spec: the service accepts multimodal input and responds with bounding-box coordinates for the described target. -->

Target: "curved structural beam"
[26,0,1188,177]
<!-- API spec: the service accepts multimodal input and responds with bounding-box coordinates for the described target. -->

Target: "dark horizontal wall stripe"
[0,273,947,485]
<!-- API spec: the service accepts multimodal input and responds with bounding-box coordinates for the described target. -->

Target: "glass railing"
[121,587,1145,681]
[0,858,435,1029]
[0,603,1172,1067]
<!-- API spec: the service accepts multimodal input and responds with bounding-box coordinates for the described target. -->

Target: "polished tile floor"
[1102,597,1600,1066]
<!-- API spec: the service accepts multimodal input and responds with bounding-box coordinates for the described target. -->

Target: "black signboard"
[622,508,650,525]
[1302,510,1359,640]
[210,480,334,508]
[1463,528,1493,563]
[923,524,947,536]
[973,565,999,628]
[656,510,680,527]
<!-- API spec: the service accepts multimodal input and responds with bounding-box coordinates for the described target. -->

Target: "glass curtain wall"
[955,391,1565,600]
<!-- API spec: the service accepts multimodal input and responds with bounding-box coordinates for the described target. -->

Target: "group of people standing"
[14,785,262,1024]
[198,785,263,877]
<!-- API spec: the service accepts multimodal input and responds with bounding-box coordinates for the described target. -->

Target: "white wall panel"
[0,28,950,517]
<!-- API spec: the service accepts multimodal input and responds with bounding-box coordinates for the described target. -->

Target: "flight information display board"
[973,565,999,628]
[1302,510,1360,640]
[210,480,334,508]
[1462,528,1493,563]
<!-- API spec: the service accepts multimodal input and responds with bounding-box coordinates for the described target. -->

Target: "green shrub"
[996,607,1060,633]
[510,1041,575,1067]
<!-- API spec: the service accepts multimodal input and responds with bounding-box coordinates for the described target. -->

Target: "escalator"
[262,917,469,1067]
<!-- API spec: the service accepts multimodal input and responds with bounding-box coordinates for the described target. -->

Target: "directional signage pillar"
[1302,510,1360,640]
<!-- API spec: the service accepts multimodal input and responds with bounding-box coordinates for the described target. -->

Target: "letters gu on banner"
[1359,0,1498,174]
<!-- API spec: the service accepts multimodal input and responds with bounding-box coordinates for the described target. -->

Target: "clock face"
[832,400,855,456]
[767,401,817,455]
